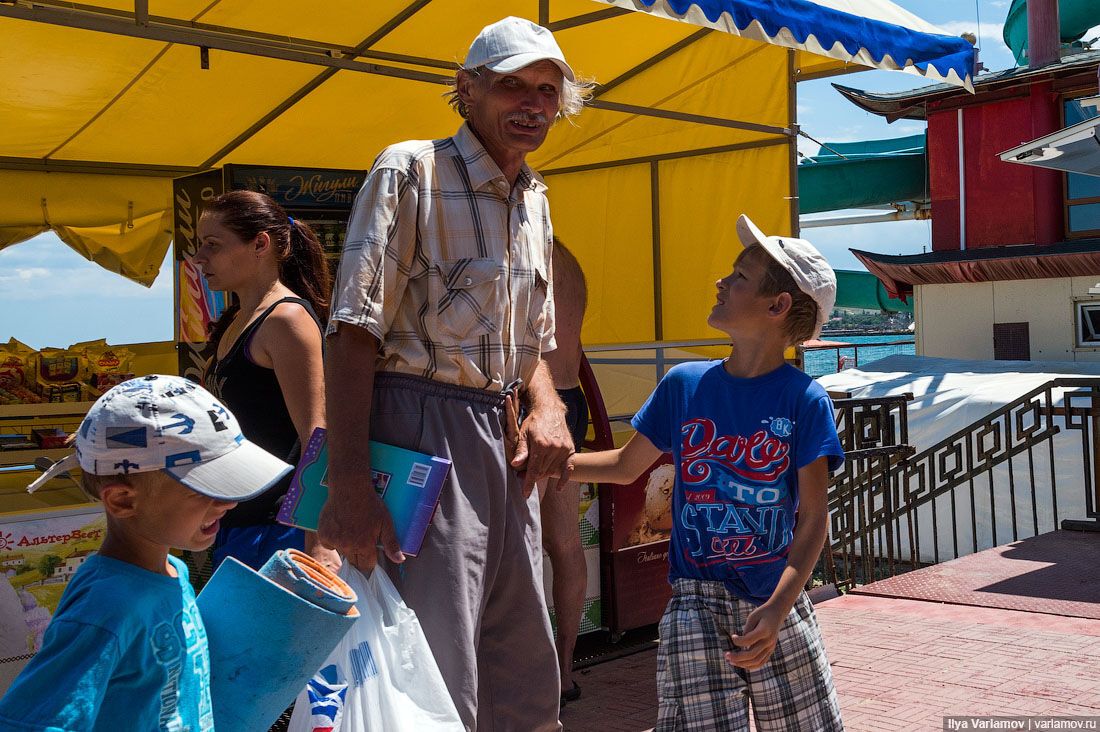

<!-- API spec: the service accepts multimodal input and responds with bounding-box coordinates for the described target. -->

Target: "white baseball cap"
[28,375,292,501]
[736,214,837,340]
[464,16,575,82]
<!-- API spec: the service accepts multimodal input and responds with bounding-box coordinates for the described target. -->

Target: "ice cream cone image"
[643,464,675,532]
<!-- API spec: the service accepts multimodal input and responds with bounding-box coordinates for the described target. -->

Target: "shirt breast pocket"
[431,257,502,341]
[525,261,550,341]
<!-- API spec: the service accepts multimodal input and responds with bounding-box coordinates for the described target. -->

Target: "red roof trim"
[852,244,1100,300]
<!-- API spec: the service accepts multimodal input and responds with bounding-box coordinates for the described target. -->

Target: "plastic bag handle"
[367,567,405,628]
[339,562,407,628]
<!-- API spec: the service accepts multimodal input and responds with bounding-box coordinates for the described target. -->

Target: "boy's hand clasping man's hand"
[726,602,788,670]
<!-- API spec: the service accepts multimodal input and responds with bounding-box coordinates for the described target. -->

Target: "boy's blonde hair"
[61,432,168,501]
[739,245,820,346]
[80,469,168,501]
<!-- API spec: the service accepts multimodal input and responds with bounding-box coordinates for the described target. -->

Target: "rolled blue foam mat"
[197,549,358,731]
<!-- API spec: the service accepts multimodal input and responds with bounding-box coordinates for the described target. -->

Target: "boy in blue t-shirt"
[0,375,292,732]
[565,215,845,730]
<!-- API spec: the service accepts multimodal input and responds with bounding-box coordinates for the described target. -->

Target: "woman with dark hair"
[196,189,339,572]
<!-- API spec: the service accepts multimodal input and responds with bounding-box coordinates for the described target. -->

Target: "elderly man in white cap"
[319,16,590,731]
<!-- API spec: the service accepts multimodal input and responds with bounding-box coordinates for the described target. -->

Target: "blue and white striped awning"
[597,0,976,91]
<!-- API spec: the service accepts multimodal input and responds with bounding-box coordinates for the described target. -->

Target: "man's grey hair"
[445,65,594,121]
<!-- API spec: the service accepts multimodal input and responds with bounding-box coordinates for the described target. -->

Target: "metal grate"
[993,321,1031,361]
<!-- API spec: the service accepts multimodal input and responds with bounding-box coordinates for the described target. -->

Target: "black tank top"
[206,297,321,527]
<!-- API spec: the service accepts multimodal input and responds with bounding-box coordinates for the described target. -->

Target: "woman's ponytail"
[283,218,331,323]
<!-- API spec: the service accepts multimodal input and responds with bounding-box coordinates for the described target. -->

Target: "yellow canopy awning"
[0,170,173,285]
[0,0,959,342]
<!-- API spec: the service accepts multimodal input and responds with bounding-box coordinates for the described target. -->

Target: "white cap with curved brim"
[464,16,575,82]
[27,375,291,501]
[736,214,837,340]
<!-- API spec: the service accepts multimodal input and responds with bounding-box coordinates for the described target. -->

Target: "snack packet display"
[0,339,36,391]
[0,340,136,406]
[36,347,85,385]
[83,345,135,390]
[0,384,43,405]
[0,339,42,404]
[35,347,87,403]
[67,338,108,355]
[67,339,107,384]
[39,383,82,403]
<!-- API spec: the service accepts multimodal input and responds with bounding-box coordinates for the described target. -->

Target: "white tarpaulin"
[819,355,1099,561]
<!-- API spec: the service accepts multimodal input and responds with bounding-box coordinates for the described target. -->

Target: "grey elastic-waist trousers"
[371,372,561,732]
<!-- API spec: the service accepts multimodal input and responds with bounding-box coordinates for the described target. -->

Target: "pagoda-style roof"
[834,49,1100,122]
[853,239,1100,299]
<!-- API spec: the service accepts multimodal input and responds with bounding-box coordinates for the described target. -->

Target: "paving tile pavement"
[820,594,1100,728]
[560,593,1100,731]
[560,645,659,732]
[852,530,1100,619]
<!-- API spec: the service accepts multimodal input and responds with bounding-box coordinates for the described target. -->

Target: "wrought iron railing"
[822,393,916,589]
[819,378,1100,591]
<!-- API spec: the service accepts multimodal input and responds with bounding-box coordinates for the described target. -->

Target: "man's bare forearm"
[523,360,567,416]
[320,324,403,565]
[511,359,572,494]
[325,325,380,492]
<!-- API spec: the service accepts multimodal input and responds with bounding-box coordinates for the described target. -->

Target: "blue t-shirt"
[0,554,214,732]
[632,361,844,605]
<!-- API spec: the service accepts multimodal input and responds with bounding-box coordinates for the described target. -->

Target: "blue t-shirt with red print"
[632,360,844,605]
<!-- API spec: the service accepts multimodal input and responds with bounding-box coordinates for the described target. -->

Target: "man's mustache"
[506,112,548,126]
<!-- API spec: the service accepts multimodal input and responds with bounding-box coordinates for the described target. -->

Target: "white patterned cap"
[27,375,292,501]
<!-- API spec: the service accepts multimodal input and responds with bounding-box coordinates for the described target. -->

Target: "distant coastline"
[805,333,915,377]
[820,329,913,339]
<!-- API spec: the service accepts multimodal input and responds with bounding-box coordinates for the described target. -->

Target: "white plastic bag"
[288,563,464,732]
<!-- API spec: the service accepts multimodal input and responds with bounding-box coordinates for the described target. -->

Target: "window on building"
[1065,98,1100,238]
[1075,300,1100,348]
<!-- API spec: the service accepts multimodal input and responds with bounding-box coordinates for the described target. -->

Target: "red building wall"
[928,81,1063,251]
[928,107,962,250]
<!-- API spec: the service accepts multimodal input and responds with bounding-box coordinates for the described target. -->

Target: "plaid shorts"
[655,579,843,732]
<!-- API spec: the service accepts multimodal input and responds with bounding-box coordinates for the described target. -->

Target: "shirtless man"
[541,238,589,706]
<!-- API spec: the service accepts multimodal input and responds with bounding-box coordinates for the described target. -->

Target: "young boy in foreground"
[568,216,845,730]
[0,375,292,732]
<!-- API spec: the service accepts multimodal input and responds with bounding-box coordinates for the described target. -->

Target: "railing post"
[1061,381,1100,531]
[827,393,915,589]
[1092,384,1100,518]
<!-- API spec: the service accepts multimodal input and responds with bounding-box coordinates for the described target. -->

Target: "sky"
[1,0,1092,349]
[794,0,1026,270]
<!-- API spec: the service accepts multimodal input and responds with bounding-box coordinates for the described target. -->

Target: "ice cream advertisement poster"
[613,455,675,550]
[0,507,105,679]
